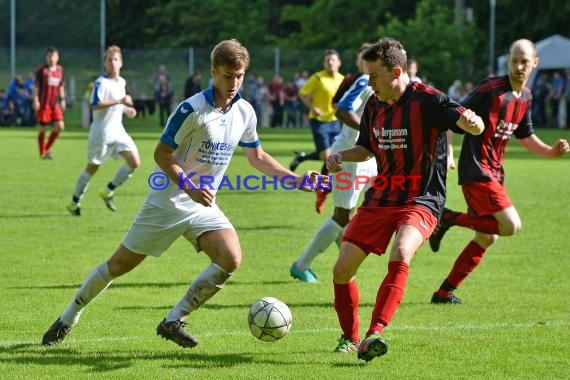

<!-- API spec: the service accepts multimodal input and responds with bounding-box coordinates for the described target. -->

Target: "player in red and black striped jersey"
[429,39,569,305]
[326,38,484,361]
[33,47,66,159]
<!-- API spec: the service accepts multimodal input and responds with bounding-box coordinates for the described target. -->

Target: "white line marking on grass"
[2,320,568,347]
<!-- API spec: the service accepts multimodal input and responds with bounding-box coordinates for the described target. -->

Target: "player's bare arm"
[59,86,66,110]
[519,135,570,158]
[299,93,323,117]
[456,109,484,135]
[153,141,214,206]
[243,146,329,192]
[335,107,360,131]
[326,145,373,172]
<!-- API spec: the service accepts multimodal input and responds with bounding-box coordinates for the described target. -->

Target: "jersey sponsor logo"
[47,76,61,87]
[372,127,409,150]
[494,120,518,140]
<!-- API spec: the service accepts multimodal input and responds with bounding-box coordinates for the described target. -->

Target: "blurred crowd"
[4,61,569,130]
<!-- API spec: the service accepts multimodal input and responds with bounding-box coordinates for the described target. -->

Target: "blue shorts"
[310,119,341,153]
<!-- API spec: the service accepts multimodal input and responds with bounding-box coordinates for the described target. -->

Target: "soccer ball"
[248,297,292,342]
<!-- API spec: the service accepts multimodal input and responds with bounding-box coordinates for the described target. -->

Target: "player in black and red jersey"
[429,39,570,304]
[326,37,484,361]
[34,47,66,159]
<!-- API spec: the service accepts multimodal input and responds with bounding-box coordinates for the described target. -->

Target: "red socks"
[455,213,499,235]
[45,130,60,153]
[445,241,486,290]
[366,261,409,336]
[333,280,360,343]
[38,131,46,156]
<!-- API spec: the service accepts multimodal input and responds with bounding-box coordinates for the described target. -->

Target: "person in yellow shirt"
[291,49,344,213]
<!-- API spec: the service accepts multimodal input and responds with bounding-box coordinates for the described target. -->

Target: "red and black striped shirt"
[35,64,64,109]
[458,76,533,185]
[356,81,465,216]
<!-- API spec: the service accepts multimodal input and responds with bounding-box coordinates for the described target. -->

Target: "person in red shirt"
[326,38,484,361]
[34,46,66,159]
[428,39,570,304]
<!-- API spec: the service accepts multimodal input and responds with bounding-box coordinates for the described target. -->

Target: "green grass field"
[0,117,569,379]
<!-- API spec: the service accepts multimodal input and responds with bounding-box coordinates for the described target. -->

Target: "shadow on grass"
[0,344,254,371]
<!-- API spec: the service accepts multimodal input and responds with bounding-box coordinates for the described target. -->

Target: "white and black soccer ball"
[248,297,292,342]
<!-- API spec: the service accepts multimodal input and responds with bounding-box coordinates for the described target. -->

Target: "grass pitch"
[0,117,568,379]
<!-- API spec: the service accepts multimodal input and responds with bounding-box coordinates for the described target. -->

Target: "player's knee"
[500,219,522,236]
[128,160,140,171]
[332,208,350,227]
[476,234,499,247]
[214,250,242,273]
[332,261,354,283]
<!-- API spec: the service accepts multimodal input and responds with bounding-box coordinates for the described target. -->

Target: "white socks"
[296,218,343,270]
[72,171,92,204]
[60,261,114,327]
[166,263,231,322]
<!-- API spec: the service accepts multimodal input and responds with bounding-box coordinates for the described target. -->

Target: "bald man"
[429,39,570,304]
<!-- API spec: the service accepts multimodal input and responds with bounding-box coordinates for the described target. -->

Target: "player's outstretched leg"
[156,319,198,348]
[429,208,458,252]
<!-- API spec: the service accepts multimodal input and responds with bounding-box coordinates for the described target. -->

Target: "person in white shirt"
[66,45,138,216]
[291,43,376,283]
[43,39,328,348]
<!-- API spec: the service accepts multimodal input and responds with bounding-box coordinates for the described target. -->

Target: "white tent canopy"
[496,34,570,88]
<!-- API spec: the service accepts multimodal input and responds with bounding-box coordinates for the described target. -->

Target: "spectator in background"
[184,71,202,99]
[255,76,270,128]
[5,75,32,126]
[565,70,570,128]
[0,88,12,126]
[555,71,567,129]
[153,64,171,85]
[550,71,565,128]
[268,73,284,128]
[283,78,299,128]
[34,47,66,159]
[407,59,422,83]
[240,72,259,109]
[155,73,174,127]
[531,72,550,128]
[23,71,36,125]
[447,79,463,102]
[295,70,310,128]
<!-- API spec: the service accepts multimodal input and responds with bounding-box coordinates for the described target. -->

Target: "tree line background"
[1,0,569,89]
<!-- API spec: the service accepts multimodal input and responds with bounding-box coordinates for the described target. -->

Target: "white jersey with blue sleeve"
[334,74,374,148]
[89,75,128,143]
[147,86,259,211]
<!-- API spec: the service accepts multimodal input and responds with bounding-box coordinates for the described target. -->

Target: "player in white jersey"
[43,39,328,348]
[66,45,139,216]
[291,44,377,283]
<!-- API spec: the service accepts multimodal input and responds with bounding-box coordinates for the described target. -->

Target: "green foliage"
[375,0,480,88]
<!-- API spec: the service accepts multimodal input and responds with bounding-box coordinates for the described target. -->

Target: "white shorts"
[331,137,377,209]
[122,200,234,256]
[88,134,138,165]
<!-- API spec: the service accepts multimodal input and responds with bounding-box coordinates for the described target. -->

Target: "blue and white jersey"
[334,74,374,146]
[147,85,259,210]
[89,75,128,143]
